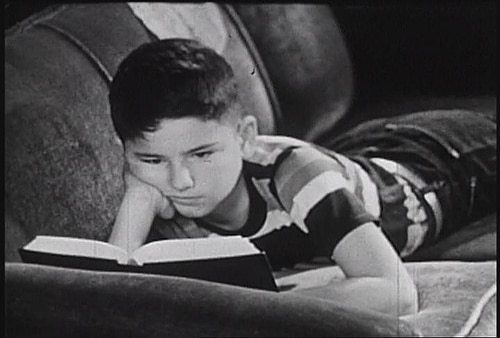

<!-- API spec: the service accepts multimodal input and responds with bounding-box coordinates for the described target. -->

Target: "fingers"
[121,166,176,219]
[157,196,176,219]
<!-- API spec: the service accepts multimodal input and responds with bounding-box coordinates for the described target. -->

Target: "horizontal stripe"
[251,178,283,211]
[350,164,365,204]
[249,209,295,239]
[256,135,310,148]
[303,147,380,218]
[304,189,379,257]
[277,154,349,210]
[351,161,381,218]
[275,147,335,185]
[249,135,308,167]
[290,171,353,223]
[250,147,286,166]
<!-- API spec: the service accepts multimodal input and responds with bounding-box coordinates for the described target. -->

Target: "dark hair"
[109,39,239,141]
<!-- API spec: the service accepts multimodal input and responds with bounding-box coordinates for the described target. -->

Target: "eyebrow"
[183,142,219,155]
[133,142,219,158]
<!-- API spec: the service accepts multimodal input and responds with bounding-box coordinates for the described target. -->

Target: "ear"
[237,115,258,159]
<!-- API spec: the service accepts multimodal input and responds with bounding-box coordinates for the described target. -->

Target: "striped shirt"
[150,135,384,270]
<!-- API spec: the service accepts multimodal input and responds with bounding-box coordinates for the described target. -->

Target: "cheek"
[128,162,167,188]
[192,154,242,191]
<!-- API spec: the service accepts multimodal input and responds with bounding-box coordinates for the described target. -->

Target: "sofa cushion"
[276,260,497,337]
[5,263,420,337]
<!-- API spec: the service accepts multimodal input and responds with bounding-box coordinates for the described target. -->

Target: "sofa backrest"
[5,3,353,261]
[234,4,353,141]
[5,4,152,254]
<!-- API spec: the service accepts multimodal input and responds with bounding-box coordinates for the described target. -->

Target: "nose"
[169,162,194,192]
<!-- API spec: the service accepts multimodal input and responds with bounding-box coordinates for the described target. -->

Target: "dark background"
[331,2,496,100]
[5,1,496,111]
[5,1,54,29]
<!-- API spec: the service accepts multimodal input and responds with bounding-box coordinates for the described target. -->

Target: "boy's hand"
[109,163,175,253]
[122,163,176,219]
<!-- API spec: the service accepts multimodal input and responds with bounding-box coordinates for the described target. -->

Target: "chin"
[174,204,213,219]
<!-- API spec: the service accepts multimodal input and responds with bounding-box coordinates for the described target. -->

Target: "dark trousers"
[327,109,496,240]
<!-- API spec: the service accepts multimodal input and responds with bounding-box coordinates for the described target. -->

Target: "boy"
[108,39,496,316]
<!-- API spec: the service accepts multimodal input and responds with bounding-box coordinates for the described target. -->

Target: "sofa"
[5,3,496,337]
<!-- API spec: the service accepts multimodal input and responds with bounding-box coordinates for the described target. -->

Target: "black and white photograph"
[5,2,496,337]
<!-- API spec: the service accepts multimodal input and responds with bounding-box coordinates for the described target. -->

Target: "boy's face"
[123,115,255,219]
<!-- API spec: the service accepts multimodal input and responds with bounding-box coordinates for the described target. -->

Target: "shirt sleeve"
[303,188,378,257]
[273,146,379,258]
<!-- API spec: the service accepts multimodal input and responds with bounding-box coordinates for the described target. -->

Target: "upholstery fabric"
[5,3,150,247]
[234,4,353,141]
[5,263,420,337]
[276,260,496,337]
[127,3,279,135]
[4,203,29,262]
[128,3,229,54]
[218,5,279,135]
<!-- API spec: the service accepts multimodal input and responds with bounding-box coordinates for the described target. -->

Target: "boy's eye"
[193,151,213,159]
[141,158,162,164]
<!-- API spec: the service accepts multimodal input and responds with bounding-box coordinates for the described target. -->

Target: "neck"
[201,173,250,232]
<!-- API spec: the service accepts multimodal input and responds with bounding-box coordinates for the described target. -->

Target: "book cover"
[19,236,278,292]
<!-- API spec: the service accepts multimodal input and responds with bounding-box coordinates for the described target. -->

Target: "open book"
[19,235,278,291]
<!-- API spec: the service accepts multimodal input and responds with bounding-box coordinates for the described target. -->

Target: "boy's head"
[109,38,240,141]
[109,39,258,219]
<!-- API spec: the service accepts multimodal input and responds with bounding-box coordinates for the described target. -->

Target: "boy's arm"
[292,222,418,316]
[272,147,417,315]
[109,167,174,254]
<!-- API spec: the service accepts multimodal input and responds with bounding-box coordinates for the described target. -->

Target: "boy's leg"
[328,109,496,239]
[381,110,496,223]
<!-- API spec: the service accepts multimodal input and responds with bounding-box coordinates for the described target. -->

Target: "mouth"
[169,196,202,204]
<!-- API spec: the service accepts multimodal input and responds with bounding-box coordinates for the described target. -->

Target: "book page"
[132,236,259,266]
[23,236,129,264]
